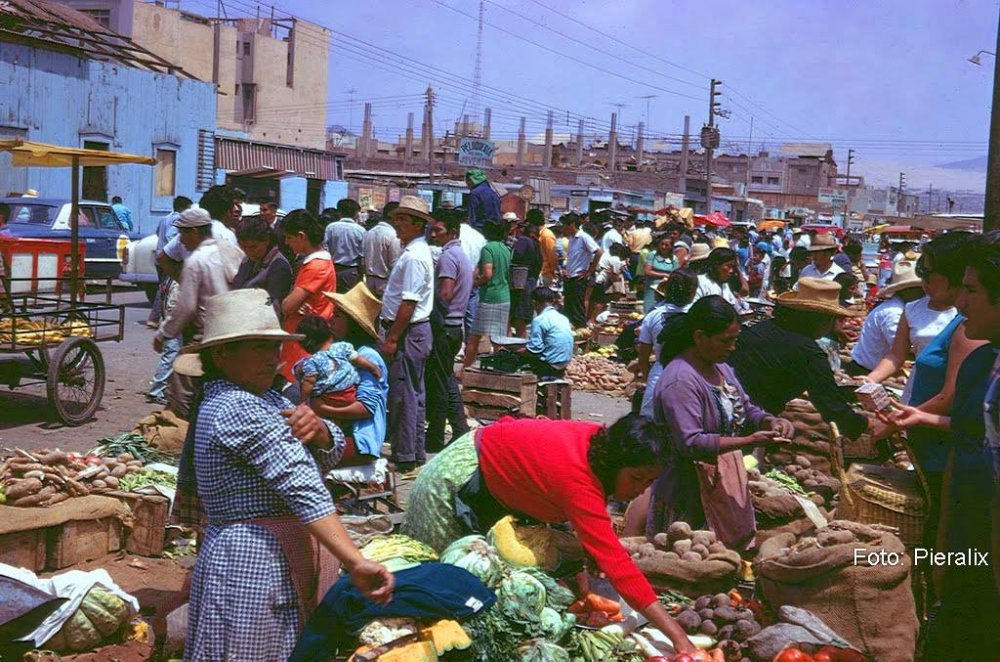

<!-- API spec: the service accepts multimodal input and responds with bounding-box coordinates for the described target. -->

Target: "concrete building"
[61,0,330,150]
[0,0,216,234]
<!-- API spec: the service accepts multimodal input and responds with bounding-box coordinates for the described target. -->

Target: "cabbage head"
[439,535,507,587]
[498,571,548,624]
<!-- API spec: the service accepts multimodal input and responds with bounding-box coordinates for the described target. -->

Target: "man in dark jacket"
[466,168,501,231]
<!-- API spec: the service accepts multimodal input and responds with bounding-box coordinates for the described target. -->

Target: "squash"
[78,589,125,637]
[349,639,438,661]
[59,609,102,652]
[420,619,472,655]
[487,516,560,570]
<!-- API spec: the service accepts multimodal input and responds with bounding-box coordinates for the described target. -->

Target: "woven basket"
[835,463,926,546]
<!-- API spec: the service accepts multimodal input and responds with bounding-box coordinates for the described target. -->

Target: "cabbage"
[537,606,575,642]
[498,571,548,624]
[518,567,576,611]
[439,535,508,587]
[518,638,571,662]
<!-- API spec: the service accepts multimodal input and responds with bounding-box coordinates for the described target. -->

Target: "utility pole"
[483,107,491,141]
[635,122,645,171]
[425,86,435,184]
[608,113,619,172]
[403,112,414,167]
[703,79,722,212]
[898,172,906,215]
[516,116,526,167]
[927,184,933,213]
[346,87,358,133]
[543,110,554,171]
[636,94,657,133]
[680,115,691,195]
[846,148,855,182]
[575,118,585,167]
[360,102,372,166]
[986,11,1000,230]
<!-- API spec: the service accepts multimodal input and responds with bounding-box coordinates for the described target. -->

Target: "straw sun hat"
[687,243,711,263]
[775,277,861,317]
[879,260,923,297]
[390,195,435,224]
[323,282,382,341]
[173,289,302,376]
[807,233,838,252]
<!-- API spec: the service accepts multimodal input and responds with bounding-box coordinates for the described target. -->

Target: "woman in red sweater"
[402,414,696,654]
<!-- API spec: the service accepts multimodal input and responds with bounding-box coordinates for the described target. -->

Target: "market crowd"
[144,171,1000,660]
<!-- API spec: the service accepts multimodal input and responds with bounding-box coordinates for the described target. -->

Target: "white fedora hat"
[880,260,923,297]
[180,289,302,354]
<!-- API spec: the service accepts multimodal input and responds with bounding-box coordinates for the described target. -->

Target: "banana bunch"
[0,317,92,346]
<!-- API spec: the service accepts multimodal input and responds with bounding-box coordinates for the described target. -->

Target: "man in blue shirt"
[323,198,366,293]
[111,195,134,232]
[519,286,574,378]
[147,195,192,327]
[465,168,501,231]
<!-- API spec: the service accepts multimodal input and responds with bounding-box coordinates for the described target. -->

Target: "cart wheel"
[46,337,106,426]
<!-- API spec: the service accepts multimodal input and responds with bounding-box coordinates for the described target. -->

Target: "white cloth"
[325,458,390,488]
[158,239,244,340]
[381,236,434,323]
[694,273,738,307]
[565,229,600,278]
[459,224,487,274]
[162,220,237,262]
[795,234,812,249]
[362,221,402,279]
[798,261,845,281]
[850,295,906,371]
[593,253,624,287]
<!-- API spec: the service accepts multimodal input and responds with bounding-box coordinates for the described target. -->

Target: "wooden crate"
[540,381,573,420]
[46,517,123,570]
[0,528,49,572]
[594,331,619,346]
[119,493,170,557]
[462,367,537,421]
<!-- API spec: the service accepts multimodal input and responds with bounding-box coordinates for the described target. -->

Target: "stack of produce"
[0,317,92,346]
[754,521,918,662]
[0,448,166,507]
[565,354,633,396]
[771,399,837,476]
[620,522,743,596]
[672,591,763,646]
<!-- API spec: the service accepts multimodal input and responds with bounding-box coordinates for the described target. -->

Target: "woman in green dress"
[643,234,679,312]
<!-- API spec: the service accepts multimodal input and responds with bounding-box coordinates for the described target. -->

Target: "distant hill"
[936,156,988,171]
[857,158,986,193]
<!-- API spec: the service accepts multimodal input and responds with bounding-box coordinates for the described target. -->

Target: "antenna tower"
[471,0,484,130]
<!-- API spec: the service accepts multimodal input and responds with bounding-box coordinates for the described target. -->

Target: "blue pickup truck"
[0,197,141,280]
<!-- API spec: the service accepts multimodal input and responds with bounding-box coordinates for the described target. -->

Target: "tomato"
[774,649,814,662]
[813,653,834,662]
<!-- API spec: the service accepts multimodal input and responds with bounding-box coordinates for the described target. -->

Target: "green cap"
[466,169,488,186]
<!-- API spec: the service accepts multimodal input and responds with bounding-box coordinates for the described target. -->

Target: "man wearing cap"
[728,278,886,441]
[466,168,501,231]
[560,212,602,328]
[323,198,366,293]
[502,211,521,250]
[159,186,239,271]
[381,196,435,471]
[153,208,244,417]
[600,215,625,253]
[425,210,472,452]
[797,233,844,283]
[362,201,402,298]
[848,261,924,375]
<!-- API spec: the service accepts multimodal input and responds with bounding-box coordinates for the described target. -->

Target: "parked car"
[0,197,140,280]
[120,203,285,301]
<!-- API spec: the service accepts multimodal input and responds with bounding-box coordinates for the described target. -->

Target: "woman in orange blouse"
[280,210,337,383]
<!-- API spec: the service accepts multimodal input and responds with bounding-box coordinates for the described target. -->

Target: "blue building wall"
[0,42,217,235]
[322,180,348,210]
[280,177,308,210]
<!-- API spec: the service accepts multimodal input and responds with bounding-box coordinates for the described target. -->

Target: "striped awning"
[214,137,344,180]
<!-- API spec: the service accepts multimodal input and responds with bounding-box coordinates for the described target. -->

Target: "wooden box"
[462,367,537,421]
[46,517,123,570]
[119,493,170,557]
[594,331,619,346]
[0,528,49,572]
[540,381,573,420]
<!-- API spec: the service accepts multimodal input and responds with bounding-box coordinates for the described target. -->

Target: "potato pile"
[0,449,145,508]
[775,521,879,558]
[565,354,633,395]
[780,457,841,501]
[647,522,728,562]
[674,592,762,641]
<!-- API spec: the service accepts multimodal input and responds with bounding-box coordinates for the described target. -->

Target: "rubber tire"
[46,336,106,426]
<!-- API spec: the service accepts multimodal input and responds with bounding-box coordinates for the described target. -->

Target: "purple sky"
[200,0,999,178]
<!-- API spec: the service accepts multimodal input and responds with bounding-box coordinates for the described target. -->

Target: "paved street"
[0,286,630,454]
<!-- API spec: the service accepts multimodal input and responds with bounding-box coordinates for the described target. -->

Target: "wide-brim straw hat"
[880,260,923,297]
[710,237,730,250]
[775,277,862,317]
[323,282,382,342]
[390,195,435,224]
[687,243,711,262]
[807,233,838,252]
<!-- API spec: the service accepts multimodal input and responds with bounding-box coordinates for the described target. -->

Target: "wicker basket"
[835,463,926,546]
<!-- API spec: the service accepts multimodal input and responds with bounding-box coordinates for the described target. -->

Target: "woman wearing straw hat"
[847,260,925,376]
[179,289,393,661]
[728,278,887,443]
[312,283,389,464]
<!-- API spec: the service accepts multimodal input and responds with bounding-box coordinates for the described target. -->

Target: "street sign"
[818,188,848,205]
[458,137,495,167]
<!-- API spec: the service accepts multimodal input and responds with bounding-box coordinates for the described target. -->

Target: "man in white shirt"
[561,213,602,328]
[380,196,435,471]
[158,186,239,266]
[323,198,366,293]
[362,202,403,298]
[599,216,625,253]
[798,233,844,282]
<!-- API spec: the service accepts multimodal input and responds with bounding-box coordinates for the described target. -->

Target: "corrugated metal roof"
[1,0,197,77]
[215,137,345,181]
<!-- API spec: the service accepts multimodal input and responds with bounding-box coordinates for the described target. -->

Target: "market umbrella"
[0,139,155,302]
[693,211,731,228]
[757,219,786,232]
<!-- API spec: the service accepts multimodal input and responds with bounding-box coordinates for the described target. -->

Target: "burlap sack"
[753,516,817,548]
[621,536,742,597]
[774,398,836,476]
[754,523,917,662]
[132,409,187,453]
[753,492,803,520]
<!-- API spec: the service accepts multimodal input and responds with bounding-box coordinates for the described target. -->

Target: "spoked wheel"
[46,337,106,425]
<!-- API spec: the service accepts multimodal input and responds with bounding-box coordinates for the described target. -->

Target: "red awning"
[693,211,731,228]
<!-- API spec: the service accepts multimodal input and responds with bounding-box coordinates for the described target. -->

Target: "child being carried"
[294,315,381,410]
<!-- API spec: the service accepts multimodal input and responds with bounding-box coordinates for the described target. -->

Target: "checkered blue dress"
[185,380,345,661]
